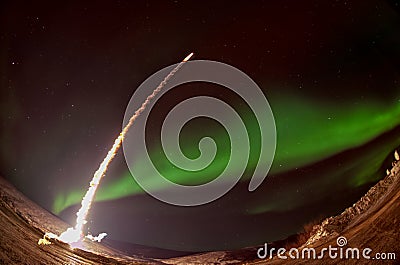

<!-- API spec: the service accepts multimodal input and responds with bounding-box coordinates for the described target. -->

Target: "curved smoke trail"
[38,53,194,246]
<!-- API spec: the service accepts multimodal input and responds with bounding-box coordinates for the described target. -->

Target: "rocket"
[183,52,194,62]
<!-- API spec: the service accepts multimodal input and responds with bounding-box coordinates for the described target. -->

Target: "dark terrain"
[1,150,399,264]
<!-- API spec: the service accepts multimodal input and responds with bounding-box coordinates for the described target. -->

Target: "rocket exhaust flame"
[183,52,193,62]
[38,52,194,246]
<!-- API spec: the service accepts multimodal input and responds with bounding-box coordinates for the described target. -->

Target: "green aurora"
[53,92,400,214]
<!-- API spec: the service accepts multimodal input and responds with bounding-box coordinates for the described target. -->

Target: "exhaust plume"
[38,52,194,246]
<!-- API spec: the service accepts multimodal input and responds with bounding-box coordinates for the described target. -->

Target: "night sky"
[1,0,400,252]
